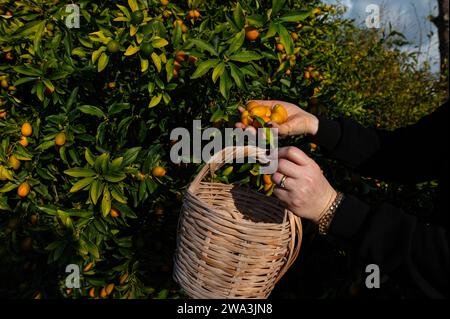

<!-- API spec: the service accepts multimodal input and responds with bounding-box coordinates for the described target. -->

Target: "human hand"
[235,100,319,137]
[270,147,337,223]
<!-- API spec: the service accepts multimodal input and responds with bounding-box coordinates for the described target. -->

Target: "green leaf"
[253,115,266,128]
[66,87,79,111]
[83,237,100,259]
[148,81,155,94]
[212,62,225,83]
[14,77,38,86]
[36,167,57,181]
[13,146,33,161]
[238,162,253,173]
[108,103,130,115]
[228,62,245,89]
[171,22,182,48]
[64,168,97,178]
[57,210,74,229]
[128,0,139,12]
[122,147,142,166]
[36,81,45,102]
[233,3,245,29]
[140,57,149,73]
[227,29,245,55]
[117,4,131,19]
[35,140,55,151]
[98,52,109,72]
[219,70,232,99]
[165,58,175,82]
[246,14,266,28]
[69,176,95,193]
[163,92,171,104]
[65,209,94,218]
[189,39,218,56]
[51,243,66,262]
[45,240,64,251]
[145,179,157,194]
[151,52,162,73]
[149,94,162,108]
[90,179,103,205]
[95,153,109,173]
[279,10,310,22]
[79,37,93,49]
[272,0,286,16]
[240,65,258,77]
[210,108,225,123]
[104,172,127,183]
[111,189,127,204]
[110,157,124,170]
[138,180,147,202]
[225,13,240,32]
[0,196,11,211]
[278,24,294,55]
[33,21,45,56]
[59,146,68,164]
[229,51,263,62]
[71,47,86,58]
[102,186,111,218]
[92,46,106,63]
[156,289,169,299]
[12,66,42,76]
[12,20,43,37]
[95,122,107,145]
[151,38,169,48]
[0,182,17,193]
[85,148,96,166]
[191,59,219,79]
[37,205,57,215]
[78,105,106,118]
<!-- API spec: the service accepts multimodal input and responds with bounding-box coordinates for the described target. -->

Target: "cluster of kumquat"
[240,101,288,128]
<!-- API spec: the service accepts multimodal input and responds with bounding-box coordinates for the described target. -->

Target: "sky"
[323,0,441,73]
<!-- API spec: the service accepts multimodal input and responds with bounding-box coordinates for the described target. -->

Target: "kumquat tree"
[0,0,447,299]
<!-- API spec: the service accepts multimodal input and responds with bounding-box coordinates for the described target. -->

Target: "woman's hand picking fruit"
[236,100,319,138]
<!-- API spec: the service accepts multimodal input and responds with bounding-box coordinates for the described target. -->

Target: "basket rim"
[184,182,294,227]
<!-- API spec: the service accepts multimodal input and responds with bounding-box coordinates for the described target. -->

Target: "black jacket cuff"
[328,194,370,239]
[312,116,342,152]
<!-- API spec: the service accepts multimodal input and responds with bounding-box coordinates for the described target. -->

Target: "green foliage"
[0,0,446,299]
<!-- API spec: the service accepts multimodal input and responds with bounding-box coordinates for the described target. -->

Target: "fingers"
[245,125,257,136]
[277,158,302,178]
[273,187,290,203]
[267,122,290,136]
[271,172,294,190]
[237,106,246,113]
[277,146,311,166]
[234,122,258,137]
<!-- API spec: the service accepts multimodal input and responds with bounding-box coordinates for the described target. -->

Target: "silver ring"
[280,175,288,188]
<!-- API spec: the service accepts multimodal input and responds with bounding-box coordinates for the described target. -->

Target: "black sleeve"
[313,101,448,182]
[328,195,449,298]
[312,101,449,298]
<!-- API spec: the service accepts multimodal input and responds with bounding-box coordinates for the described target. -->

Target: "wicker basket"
[173,146,302,299]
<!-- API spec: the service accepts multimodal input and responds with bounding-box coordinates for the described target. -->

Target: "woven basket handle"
[189,146,270,191]
[187,145,303,290]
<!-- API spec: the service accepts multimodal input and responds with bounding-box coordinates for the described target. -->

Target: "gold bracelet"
[316,190,337,223]
[318,192,344,235]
